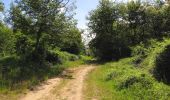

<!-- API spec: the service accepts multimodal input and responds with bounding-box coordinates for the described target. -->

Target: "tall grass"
[0,49,92,100]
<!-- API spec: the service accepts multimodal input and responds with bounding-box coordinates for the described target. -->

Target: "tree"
[126,0,150,44]
[8,0,71,61]
[0,2,15,57]
[0,24,15,57]
[88,0,130,60]
[59,26,84,55]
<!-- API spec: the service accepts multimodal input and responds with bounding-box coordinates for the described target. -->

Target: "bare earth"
[20,65,95,100]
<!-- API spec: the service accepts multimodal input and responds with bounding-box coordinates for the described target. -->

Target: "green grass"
[84,58,170,100]
[61,55,92,68]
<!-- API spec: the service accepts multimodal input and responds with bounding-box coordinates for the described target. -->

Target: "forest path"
[20,65,95,100]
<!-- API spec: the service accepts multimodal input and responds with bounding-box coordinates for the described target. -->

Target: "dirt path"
[20,65,95,100]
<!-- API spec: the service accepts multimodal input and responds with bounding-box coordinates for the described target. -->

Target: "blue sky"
[75,0,98,29]
[2,0,99,29]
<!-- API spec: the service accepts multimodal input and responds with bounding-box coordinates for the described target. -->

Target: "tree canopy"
[88,0,170,60]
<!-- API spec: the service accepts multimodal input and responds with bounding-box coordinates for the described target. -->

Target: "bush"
[90,39,131,61]
[154,45,170,84]
[105,71,120,81]
[15,32,34,56]
[0,56,21,89]
[46,49,79,64]
[119,76,152,90]
[0,55,61,90]
[0,24,15,57]
[131,43,148,57]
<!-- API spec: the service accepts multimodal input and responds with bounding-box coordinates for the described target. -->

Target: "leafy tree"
[8,0,72,61]
[45,15,84,55]
[88,0,170,60]
[0,24,15,57]
[88,0,130,60]
[126,1,147,44]
[59,27,84,55]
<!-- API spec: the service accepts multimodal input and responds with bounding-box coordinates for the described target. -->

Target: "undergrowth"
[0,49,92,99]
[84,39,170,100]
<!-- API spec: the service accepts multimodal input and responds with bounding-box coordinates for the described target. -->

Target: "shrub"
[0,56,21,88]
[46,50,60,64]
[154,45,170,84]
[119,76,152,90]
[131,43,148,57]
[0,24,15,57]
[46,50,79,64]
[105,71,120,81]
[15,32,34,56]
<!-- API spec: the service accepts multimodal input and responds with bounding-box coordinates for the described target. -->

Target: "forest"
[0,0,170,100]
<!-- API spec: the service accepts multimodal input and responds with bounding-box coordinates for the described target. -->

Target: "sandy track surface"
[20,65,95,100]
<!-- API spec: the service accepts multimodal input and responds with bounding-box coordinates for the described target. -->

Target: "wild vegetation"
[0,0,88,94]
[88,0,170,60]
[0,0,170,100]
[84,39,170,100]
[84,0,170,99]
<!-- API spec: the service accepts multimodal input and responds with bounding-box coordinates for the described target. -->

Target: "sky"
[75,0,98,29]
[2,0,99,30]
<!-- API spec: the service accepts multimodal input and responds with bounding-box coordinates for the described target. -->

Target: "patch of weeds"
[105,71,120,81]
[118,76,153,90]
[132,56,145,67]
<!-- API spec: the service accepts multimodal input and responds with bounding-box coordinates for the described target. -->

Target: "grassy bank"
[84,39,170,100]
[84,58,170,100]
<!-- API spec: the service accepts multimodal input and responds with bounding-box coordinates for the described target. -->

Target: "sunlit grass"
[84,57,170,100]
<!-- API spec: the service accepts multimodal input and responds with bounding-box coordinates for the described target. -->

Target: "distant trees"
[88,0,170,60]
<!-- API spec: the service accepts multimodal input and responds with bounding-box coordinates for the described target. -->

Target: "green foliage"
[118,76,152,89]
[57,27,84,55]
[85,58,170,100]
[0,24,15,57]
[88,0,131,60]
[0,56,21,89]
[0,50,87,92]
[131,38,170,84]
[138,39,170,70]
[7,0,83,61]
[0,0,85,94]
[15,31,34,56]
[46,49,79,64]
[84,38,170,100]
[88,0,170,60]
[61,55,92,68]
[131,43,148,57]
[154,45,170,84]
